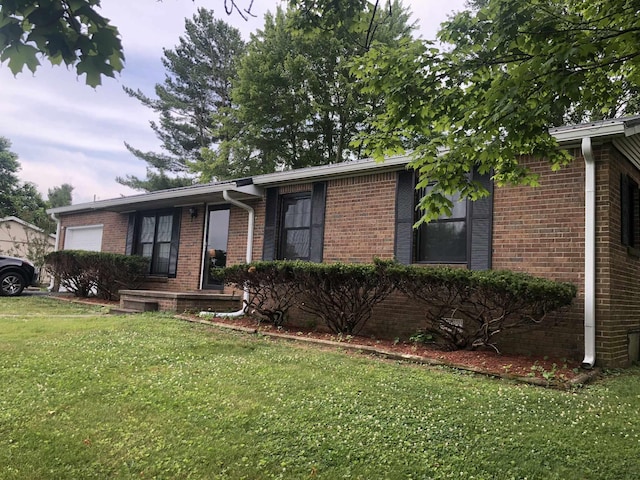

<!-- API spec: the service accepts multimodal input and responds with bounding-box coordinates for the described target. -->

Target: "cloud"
[18,145,145,204]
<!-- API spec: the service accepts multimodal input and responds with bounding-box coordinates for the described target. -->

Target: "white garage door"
[64,225,104,251]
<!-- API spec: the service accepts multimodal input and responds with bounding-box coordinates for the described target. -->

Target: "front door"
[202,206,230,289]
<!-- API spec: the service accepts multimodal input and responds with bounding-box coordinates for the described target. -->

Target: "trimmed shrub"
[387,265,577,351]
[291,260,395,335]
[216,261,302,326]
[45,250,149,300]
[219,260,395,334]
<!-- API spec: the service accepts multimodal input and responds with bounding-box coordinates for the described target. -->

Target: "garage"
[63,225,103,252]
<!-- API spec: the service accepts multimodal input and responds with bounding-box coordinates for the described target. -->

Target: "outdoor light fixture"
[189,206,198,219]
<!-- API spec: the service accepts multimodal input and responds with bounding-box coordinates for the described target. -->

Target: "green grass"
[1,297,639,479]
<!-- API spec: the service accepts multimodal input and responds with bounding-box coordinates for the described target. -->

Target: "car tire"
[0,271,26,297]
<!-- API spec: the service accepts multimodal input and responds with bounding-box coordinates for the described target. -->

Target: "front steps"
[117,290,241,314]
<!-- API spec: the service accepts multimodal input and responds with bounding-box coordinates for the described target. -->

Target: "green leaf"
[0,42,40,75]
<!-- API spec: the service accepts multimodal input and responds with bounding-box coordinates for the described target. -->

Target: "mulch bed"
[187,314,599,389]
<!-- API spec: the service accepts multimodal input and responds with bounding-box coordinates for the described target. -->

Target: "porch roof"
[47,182,262,215]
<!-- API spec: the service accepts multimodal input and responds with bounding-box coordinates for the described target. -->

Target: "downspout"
[582,136,596,368]
[199,190,254,318]
[48,212,61,292]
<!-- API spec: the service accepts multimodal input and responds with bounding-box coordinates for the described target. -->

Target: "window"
[621,174,639,248]
[263,183,326,263]
[394,169,492,269]
[137,211,174,275]
[415,188,468,263]
[125,209,180,277]
[279,194,312,260]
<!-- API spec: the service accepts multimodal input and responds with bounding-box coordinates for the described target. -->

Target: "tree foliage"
[119,8,245,191]
[209,1,413,178]
[47,183,74,208]
[0,0,124,87]
[0,136,51,232]
[0,0,257,87]
[354,0,640,223]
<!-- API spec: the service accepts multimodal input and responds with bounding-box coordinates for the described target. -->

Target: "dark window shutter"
[621,174,631,245]
[262,187,279,260]
[309,182,327,263]
[125,213,136,255]
[468,169,493,270]
[395,170,415,265]
[168,208,181,278]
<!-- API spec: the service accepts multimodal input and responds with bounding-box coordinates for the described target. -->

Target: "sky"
[0,0,468,205]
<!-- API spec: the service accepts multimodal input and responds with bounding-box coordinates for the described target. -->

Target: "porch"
[118,289,242,314]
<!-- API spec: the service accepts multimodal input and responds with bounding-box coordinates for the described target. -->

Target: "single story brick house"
[48,117,640,367]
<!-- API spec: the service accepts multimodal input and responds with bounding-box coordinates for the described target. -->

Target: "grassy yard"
[1,297,639,479]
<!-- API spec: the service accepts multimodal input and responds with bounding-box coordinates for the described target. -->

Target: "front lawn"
[1,296,639,479]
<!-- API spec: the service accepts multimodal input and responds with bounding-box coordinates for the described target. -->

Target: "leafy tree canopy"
[116,167,195,192]
[203,1,414,178]
[0,0,123,87]
[354,0,640,223]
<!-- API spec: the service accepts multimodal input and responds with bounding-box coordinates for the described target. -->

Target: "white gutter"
[199,190,255,318]
[582,136,596,368]
[47,212,62,292]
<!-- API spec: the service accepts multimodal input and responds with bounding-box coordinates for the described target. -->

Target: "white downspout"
[199,190,254,318]
[582,136,596,368]
[48,212,61,292]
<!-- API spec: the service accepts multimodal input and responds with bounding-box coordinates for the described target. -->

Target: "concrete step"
[121,299,159,312]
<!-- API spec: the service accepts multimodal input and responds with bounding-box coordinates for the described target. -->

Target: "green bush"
[216,261,301,326]
[219,260,577,349]
[289,260,395,335]
[219,260,394,334]
[45,250,149,300]
[386,265,577,351]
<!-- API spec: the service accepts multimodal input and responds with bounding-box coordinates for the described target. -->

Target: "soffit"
[613,135,640,171]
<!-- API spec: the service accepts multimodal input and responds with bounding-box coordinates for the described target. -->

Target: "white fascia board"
[253,154,412,186]
[550,122,626,144]
[46,182,258,215]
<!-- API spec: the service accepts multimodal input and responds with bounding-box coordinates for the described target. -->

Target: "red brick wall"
[163,207,206,291]
[488,152,587,360]
[59,211,127,253]
[59,208,206,292]
[324,173,397,263]
[601,145,640,366]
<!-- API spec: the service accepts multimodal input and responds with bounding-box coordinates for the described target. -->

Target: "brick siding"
[55,142,640,367]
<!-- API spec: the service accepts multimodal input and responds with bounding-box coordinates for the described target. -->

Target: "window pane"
[141,244,153,258]
[153,243,171,274]
[140,216,156,243]
[447,192,466,219]
[419,221,467,262]
[284,229,310,259]
[284,198,311,228]
[156,215,173,242]
[423,188,466,220]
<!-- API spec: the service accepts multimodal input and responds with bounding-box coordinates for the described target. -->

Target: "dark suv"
[0,256,39,297]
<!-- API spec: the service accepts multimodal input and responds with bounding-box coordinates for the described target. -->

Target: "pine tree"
[119,8,246,191]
